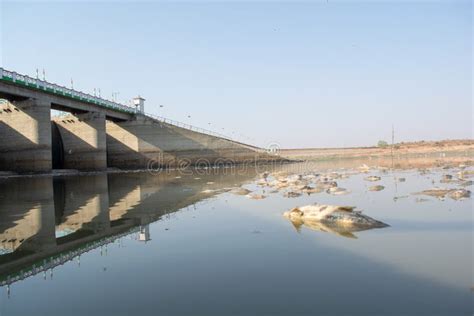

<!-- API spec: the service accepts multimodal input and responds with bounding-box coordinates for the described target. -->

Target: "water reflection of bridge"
[0,170,256,288]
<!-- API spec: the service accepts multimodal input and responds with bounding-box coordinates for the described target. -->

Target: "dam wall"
[106,115,278,169]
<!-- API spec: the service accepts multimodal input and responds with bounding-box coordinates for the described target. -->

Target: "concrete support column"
[0,99,52,172]
[52,112,106,170]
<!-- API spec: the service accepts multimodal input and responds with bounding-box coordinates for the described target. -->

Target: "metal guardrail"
[0,68,136,114]
[0,67,264,150]
[144,112,235,141]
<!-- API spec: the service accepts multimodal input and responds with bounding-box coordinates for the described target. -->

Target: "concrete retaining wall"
[106,115,278,169]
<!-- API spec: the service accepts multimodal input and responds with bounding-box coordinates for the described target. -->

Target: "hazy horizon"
[1,0,472,148]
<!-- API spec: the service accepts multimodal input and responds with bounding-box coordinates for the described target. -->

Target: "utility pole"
[391,124,395,169]
[392,124,395,148]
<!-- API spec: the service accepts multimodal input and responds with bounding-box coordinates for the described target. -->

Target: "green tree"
[377,140,388,148]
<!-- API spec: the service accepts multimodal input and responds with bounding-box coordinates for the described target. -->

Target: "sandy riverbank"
[280,139,474,162]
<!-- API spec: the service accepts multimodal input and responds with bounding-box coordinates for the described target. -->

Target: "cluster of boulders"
[221,163,473,202]
[414,167,473,201]
[250,171,354,199]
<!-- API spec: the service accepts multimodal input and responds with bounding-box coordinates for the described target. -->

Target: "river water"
[0,160,472,316]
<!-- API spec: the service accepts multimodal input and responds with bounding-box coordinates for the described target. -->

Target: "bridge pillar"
[0,99,52,172]
[52,112,107,170]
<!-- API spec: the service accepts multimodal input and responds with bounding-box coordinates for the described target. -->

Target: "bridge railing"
[145,112,270,153]
[0,67,137,114]
[144,112,234,141]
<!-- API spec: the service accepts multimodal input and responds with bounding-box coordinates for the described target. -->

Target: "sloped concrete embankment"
[106,115,283,169]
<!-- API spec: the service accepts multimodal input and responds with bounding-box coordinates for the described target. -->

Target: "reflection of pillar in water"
[29,196,57,251]
[139,224,151,242]
[57,174,110,235]
[76,174,110,234]
[0,177,56,253]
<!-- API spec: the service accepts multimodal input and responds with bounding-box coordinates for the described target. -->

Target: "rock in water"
[416,188,471,200]
[230,188,251,195]
[246,194,267,200]
[459,180,473,187]
[316,181,338,189]
[440,174,453,183]
[283,204,389,238]
[364,176,381,182]
[448,189,471,200]
[368,185,385,192]
[416,188,451,198]
[284,191,302,198]
[302,186,323,194]
[326,187,350,195]
[283,204,388,228]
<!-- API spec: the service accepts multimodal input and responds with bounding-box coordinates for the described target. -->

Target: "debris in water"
[364,176,381,182]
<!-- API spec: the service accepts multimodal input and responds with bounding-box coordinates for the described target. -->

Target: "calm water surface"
[0,162,472,316]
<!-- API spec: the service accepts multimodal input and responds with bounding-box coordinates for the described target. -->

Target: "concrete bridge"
[0,68,279,173]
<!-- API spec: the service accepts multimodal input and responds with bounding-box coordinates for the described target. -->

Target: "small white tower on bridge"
[133,96,145,113]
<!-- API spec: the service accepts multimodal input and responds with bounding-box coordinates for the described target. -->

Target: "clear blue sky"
[0,0,472,148]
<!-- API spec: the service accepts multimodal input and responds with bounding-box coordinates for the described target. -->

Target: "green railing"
[0,67,136,114]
